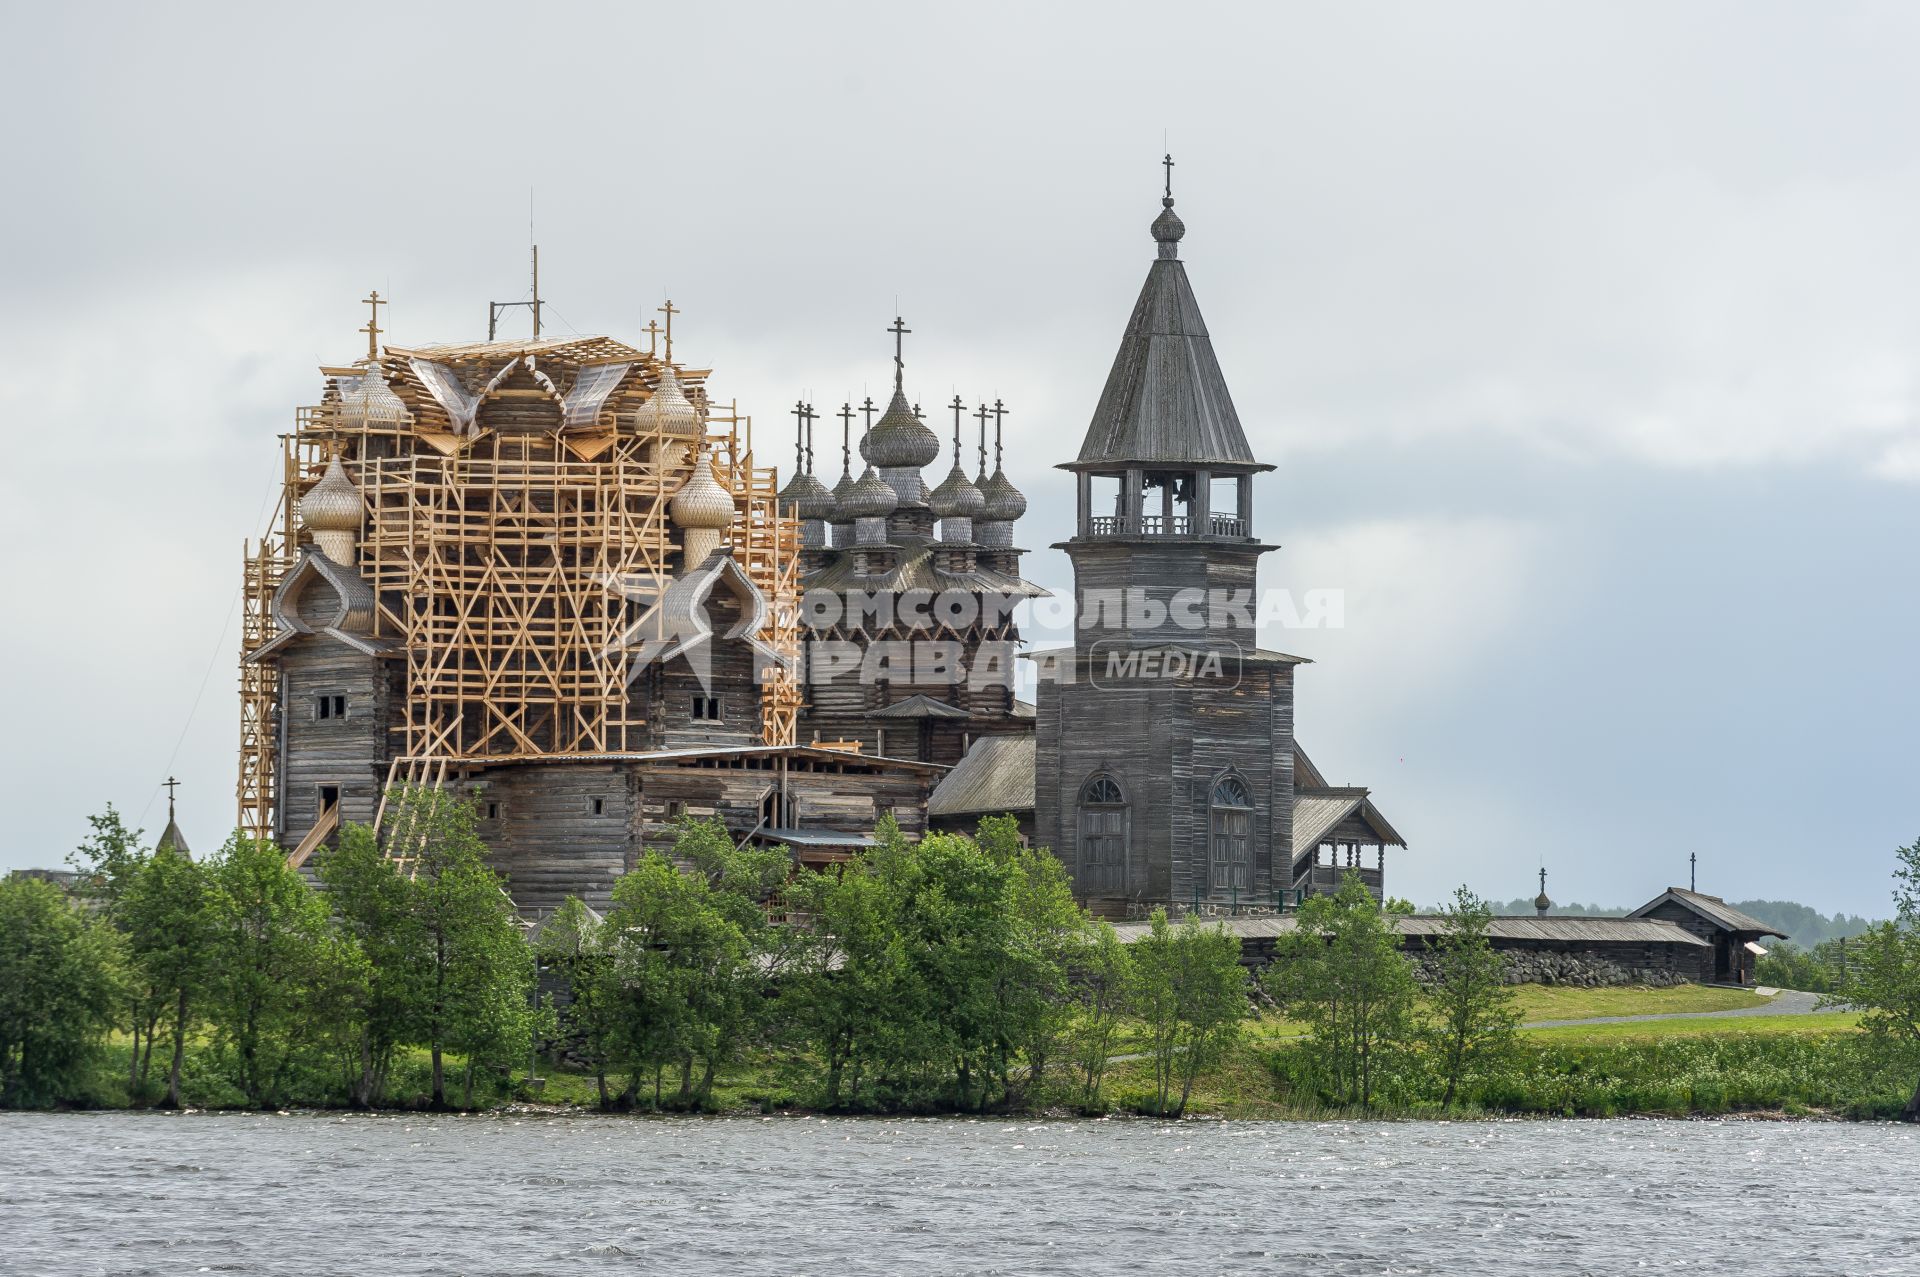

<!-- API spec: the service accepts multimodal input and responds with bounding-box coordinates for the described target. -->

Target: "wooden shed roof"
[1292,787,1406,850]
[1629,888,1787,938]
[928,734,1036,818]
[1108,914,1708,947]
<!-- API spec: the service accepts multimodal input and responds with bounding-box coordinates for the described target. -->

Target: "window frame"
[1207,769,1255,896]
[1077,772,1130,894]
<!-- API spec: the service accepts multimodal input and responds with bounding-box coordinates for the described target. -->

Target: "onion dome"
[297,456,362,533]
[829,469,858,521]
[927,462,985,519]
[637,365,704,436]
[862,388,941,469]
[776,468,811,517]
[1151,196,1185,249]
[977,466,1027,522]
[337,363,411,426]
[842,465,899,520]
[779,469,836,522]
[669,454,735,529]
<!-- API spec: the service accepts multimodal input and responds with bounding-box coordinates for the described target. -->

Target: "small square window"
[691,695,722,721]
[485,801,501,821]
[316,694,347,721]
[591,797,606,816]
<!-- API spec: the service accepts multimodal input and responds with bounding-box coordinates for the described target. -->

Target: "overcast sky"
[1,2,1914,916]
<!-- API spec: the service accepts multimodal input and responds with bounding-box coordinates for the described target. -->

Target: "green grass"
[1510,984,1769,1020]
[1523,1011,1861,1043]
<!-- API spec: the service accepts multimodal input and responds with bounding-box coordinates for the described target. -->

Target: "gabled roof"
[1292,745,1329,789]
[870,695,974,720]
[928,734,1037,818]
[1629,888,1787,938]
[1069,208,1266,472]
[1292,786,1407,852]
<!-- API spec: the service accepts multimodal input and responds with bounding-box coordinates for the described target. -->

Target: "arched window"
[1209,772,1253,895]
[1078,773,1128,894]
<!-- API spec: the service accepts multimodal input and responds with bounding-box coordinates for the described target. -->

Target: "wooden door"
[1211,808,1251,893]
[1081,808,1125,893]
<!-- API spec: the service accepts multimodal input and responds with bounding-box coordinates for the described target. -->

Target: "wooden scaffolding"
[237,332,800,843]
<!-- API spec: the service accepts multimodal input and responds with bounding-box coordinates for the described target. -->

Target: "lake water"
[2,1113,1915,1276]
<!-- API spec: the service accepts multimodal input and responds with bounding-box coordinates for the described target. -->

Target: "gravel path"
[1524,988,1830,1029]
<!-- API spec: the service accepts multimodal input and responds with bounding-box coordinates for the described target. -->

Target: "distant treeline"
[1480,898,1877,946]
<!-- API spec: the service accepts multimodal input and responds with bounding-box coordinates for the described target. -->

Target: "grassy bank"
[51,988,1910,1123]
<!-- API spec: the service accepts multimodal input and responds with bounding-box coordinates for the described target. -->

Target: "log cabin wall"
[467,751,936,917]
[275,644,400,846]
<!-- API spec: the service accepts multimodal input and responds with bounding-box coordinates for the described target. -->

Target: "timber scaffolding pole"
[241,337,803,849]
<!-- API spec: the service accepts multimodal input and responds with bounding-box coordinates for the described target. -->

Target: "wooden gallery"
[236,170,1783,982]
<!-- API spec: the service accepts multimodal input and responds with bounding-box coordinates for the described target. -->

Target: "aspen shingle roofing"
[928,734,1036,818]
[1629,888,1788,938]
[1070,203,1267,471]
[1107,915,1710,947]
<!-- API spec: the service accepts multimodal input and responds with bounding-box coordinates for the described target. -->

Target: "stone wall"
[1412,946,1689,988]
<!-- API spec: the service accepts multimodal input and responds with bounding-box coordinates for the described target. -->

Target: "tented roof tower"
[1058,159,1273,647]
[1068,168,1270,474]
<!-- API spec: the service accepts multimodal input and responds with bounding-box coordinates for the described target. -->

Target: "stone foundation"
[1413,948,1688,988]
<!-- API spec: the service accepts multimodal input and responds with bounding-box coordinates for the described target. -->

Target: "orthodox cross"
[1162,152,1175,200]
[837,402,855,475]
[644,319,662,357]
[992,398,1008,469]
[1690,852,1697,893]
[888,316,910,388]
[802,402,818,474]
[913,401,924,420]
[164,775,181,821]
[975,397,988,476]
[861,395,876,438]
[360,291,385,361]
[1538,866,1548,896]
[791,401,808,472]
[658,299,680,362]
[949,395,966,464]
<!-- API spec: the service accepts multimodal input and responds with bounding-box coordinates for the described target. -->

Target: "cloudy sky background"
[1,2,1913,914]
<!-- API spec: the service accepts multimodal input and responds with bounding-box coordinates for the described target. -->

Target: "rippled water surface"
[2,1113,1917,1275]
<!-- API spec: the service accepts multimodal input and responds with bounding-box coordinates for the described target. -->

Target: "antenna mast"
[488,245,544,341]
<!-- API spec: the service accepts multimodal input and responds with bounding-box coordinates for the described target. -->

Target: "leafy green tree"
[778,848,918,1109]
[1832,836,1920,1119]
[317,823,425,1107]
[1068,921,1135,1111]
[1268,873,1418,1109]
[978,816,1086,1106]
[390,786,531,1109]
[1425,885,1519,1108]
[68,806,153,1095]
[203,834,343,1108]
[601,851,707,1107]
[1131,910,1251,1116]
[120,844,215,1107]
[535,897,620,1108]
[0,875,127,1107]
[67,805,146,910]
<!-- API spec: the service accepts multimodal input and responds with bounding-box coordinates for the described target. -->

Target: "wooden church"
[237,163,1404,917]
